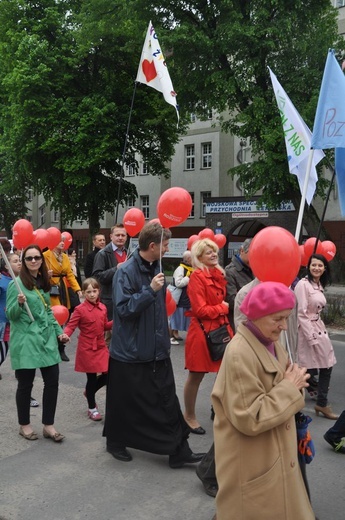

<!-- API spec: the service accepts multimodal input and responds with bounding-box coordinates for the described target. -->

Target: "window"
[185,144,195,170]
[140,195,150,219]
[127,196,135,208]
[188,192,195,218]
[200,191,211,218]
[28,189,33,202]
[201,143,212,168]
[39,204,45,226]
[337,0,345,7]
[51,209,60,222]
[27,215,32,223]
[141,162,149,175]
[207,108,213,120]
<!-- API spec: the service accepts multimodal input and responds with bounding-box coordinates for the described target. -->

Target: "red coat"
[185,267,233,372]
[64,300,112,373]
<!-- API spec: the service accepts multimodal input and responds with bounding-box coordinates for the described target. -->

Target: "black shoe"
[323,432,345,453]
[169,452,206,469]
[195,463,218,497]
[107,447,133,462]
[60,350,69,362]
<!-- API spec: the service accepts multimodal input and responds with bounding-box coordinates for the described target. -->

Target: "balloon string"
[159,227,163,272]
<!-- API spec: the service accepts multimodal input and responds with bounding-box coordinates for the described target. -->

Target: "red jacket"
[64,299,112,373]
[185,267,233,372]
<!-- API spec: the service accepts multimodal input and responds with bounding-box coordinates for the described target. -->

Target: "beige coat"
[212,324,314,520]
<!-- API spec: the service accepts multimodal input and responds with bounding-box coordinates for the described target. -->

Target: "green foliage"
[133,0,344,209]
[0,0,186,234]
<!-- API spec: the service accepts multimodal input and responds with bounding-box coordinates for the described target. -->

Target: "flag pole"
[114,81,138,224]
[313,158,336,254]
[0,243,34,322]
[294,149,315,242]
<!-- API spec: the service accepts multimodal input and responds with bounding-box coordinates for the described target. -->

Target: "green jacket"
[6,278,62,370]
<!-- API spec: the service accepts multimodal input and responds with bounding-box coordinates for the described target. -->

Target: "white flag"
[136,21,179,122]
[269,67,324,204]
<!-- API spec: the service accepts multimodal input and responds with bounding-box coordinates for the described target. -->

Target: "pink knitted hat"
[239,281,295,320]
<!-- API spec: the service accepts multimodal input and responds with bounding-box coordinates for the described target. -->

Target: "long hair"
[191,239,224,274]
[20,244,51,292]
[306,253,331,287]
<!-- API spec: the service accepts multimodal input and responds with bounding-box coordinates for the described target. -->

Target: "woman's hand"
[58,333,69,343]
[284,363,310,390]
[47,269,53,279]
[17,293,26,305]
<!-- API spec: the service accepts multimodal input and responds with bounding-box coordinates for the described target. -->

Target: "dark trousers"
[85,372,107,409]
[308,367,333,407]
[325,410,345,440]
[15,364,59,425]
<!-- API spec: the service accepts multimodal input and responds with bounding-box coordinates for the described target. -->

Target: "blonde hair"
[191,239,224,273]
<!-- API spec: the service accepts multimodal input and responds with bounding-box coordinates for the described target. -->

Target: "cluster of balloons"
[248,227,337,287]
[300,237,336,266]
[12,219,72,251]
[123,187,193,237]
[187,228,227,251]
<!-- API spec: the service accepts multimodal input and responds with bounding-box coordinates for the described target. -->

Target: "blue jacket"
[109,249,170,362]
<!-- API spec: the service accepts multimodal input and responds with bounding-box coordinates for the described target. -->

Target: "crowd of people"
[0,227,343,519]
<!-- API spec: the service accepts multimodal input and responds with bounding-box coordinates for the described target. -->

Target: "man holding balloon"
[103,222,205,467]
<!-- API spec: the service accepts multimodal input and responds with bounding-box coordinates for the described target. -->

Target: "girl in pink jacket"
[64,278,112,421]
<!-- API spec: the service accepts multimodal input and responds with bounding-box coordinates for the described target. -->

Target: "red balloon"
[213,233,226,249]
[198,228,215,241]
[61,231,73,250]
[249,226,300,286]
[299,245,309,267]
[187,234,199,251]
[47,227,62,250]
[157,188,192,228]
[303,237,324,260]
[32,229,49,250]
[166,290,177,316]
[52,305,69,325]
[12,219,34,249]
[123,208,146,237]
[322,240,336,261]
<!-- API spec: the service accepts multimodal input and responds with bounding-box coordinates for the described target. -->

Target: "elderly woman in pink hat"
[212,281,314,520]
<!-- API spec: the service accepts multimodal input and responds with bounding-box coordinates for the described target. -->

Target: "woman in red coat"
[64,278,112,421]
[184,239,233,434]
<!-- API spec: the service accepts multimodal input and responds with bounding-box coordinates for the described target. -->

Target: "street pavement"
[1,329,345,520]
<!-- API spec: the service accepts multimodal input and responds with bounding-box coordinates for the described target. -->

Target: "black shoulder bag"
[198,319,231,361]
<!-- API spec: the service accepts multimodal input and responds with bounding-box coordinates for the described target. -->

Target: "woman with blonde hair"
[183,239,233,434]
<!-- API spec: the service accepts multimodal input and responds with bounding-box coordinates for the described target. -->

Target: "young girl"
[64,278,112,421]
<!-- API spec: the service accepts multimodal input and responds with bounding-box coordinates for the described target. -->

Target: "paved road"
[1,330,345,520]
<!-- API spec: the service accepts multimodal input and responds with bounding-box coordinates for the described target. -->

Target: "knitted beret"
[239,281,295,320]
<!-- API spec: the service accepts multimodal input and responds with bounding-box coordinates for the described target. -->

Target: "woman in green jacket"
[6,245,69,442]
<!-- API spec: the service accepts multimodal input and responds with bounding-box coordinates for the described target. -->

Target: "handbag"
[50,285,60,296]
[198,320,231,361]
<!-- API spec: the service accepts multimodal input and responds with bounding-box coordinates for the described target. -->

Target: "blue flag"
[311,49,345,150]
[335,148,345,216]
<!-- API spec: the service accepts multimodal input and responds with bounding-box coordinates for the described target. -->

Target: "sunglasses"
[24,256,42,262]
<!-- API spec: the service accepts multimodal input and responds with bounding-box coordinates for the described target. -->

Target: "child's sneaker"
[88,409,102,421]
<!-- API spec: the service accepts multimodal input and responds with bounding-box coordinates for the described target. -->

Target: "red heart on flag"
[142,60,157,82]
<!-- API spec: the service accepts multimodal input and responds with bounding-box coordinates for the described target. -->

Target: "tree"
[0,0,186,236]
[133,0,343,213]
